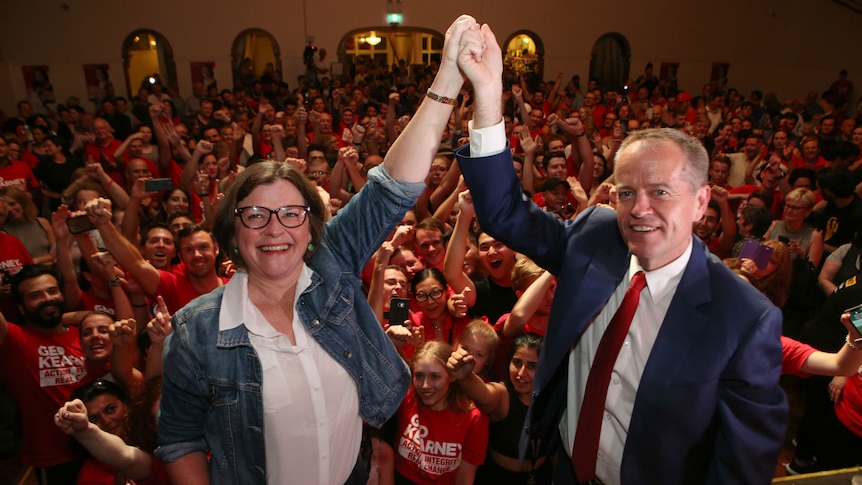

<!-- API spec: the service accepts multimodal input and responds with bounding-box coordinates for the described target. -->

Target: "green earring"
[307,243,315,252]
[232,247,239,255]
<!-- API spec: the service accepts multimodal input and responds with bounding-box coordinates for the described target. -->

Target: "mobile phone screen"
[847,304,862,334]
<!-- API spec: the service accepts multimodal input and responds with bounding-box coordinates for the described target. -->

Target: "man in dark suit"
[453,21,787,484]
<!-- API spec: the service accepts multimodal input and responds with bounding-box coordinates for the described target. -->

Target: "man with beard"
[0,265,89,484]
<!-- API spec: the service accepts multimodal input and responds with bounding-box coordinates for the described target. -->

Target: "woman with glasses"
[765,187,824,268]
[155,16,481,485]
[409,268,472,346]
[765,187,824,337]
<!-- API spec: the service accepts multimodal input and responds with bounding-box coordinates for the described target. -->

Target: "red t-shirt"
[780,336,817,377]
[84,139,125,186]
[792,156,829,172]
[0,233,33,321]
[76,452,172,485]
[20,152,40,169]
[591,105,607,128]
[0,159,40,193]
[0,233,34,275]
[705,237,725,259]
[76,291,116,316]
[836,368,862,437]
[155,265,226,314]
[0,323,93,467]
[532,191,576,209]
[409,310,472,347]
[394,391,488,485]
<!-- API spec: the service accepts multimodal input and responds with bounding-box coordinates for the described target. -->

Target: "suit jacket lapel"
[537,245,629,393]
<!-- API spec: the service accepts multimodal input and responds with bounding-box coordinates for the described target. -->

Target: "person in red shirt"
[0,137,39,195]
[0,266,95,484]
[0,200,33,323]
[393,341,488,484]
[795,136,829,171]
[85,197,225,314]
[54,380,171,485]
[84,118,124,187]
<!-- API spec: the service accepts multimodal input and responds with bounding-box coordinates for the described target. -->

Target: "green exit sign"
[387,13,402,23]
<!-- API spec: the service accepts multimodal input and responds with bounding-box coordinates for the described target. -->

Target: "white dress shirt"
[219,269,362,485]
[561,246,691,485]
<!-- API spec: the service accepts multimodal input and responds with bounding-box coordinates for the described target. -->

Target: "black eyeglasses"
[415,288,444,303]
[235,205,310,229]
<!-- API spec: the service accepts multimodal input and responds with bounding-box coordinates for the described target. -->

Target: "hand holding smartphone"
[845,303,862,336]
[66,215,96,235]
[387,297,410,326]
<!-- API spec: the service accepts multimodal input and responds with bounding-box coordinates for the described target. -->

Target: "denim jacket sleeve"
[154,314,212,463]
[322,164,424,275]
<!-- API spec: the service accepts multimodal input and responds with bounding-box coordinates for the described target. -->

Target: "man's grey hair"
[618,128,709,190]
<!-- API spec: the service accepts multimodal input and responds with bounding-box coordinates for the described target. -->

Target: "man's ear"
[692,185,711,223]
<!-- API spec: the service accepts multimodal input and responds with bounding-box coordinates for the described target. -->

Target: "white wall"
[1,0,860,115]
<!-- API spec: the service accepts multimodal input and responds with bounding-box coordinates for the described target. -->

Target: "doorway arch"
[121,29,178,99]
[336,27,444,82]
[502,31,544,90]
[231,28,282,90]
[589,33,631,91]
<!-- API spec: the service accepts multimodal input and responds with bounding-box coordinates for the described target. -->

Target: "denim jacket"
[155,165,423,483]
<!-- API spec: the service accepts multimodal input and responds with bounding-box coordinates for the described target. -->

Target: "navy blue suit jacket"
[457,145,787,484]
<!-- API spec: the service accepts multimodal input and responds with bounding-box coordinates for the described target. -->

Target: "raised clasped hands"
[456,19,502,90]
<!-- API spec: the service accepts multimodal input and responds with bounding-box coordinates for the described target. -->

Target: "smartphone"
[388,297,410,326]
[778,235,790,244]
[66,215,95,235]
[738,239,774,271]
[846,303,862,334]
[144,178,173,192]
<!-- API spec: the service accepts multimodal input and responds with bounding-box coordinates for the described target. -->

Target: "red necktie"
[572,271,647,482]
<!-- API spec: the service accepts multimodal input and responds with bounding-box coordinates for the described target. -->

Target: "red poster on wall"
[22,65,55,104]
[83,64,111,101]
[191,62,217,90]
[711,62,730,92]
[659,62,679,96]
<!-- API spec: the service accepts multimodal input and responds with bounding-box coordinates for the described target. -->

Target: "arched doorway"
[337,27,444,82]
[231,28,282,91]
[121,29,178,99]
[502,31,544,90]
[589,33,631,91]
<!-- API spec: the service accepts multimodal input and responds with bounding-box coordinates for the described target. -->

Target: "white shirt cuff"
[468,119,507,157]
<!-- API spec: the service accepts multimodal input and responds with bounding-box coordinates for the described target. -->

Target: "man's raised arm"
[85,198,161,296]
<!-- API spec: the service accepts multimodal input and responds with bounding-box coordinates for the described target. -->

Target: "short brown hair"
[213,161,326,269]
